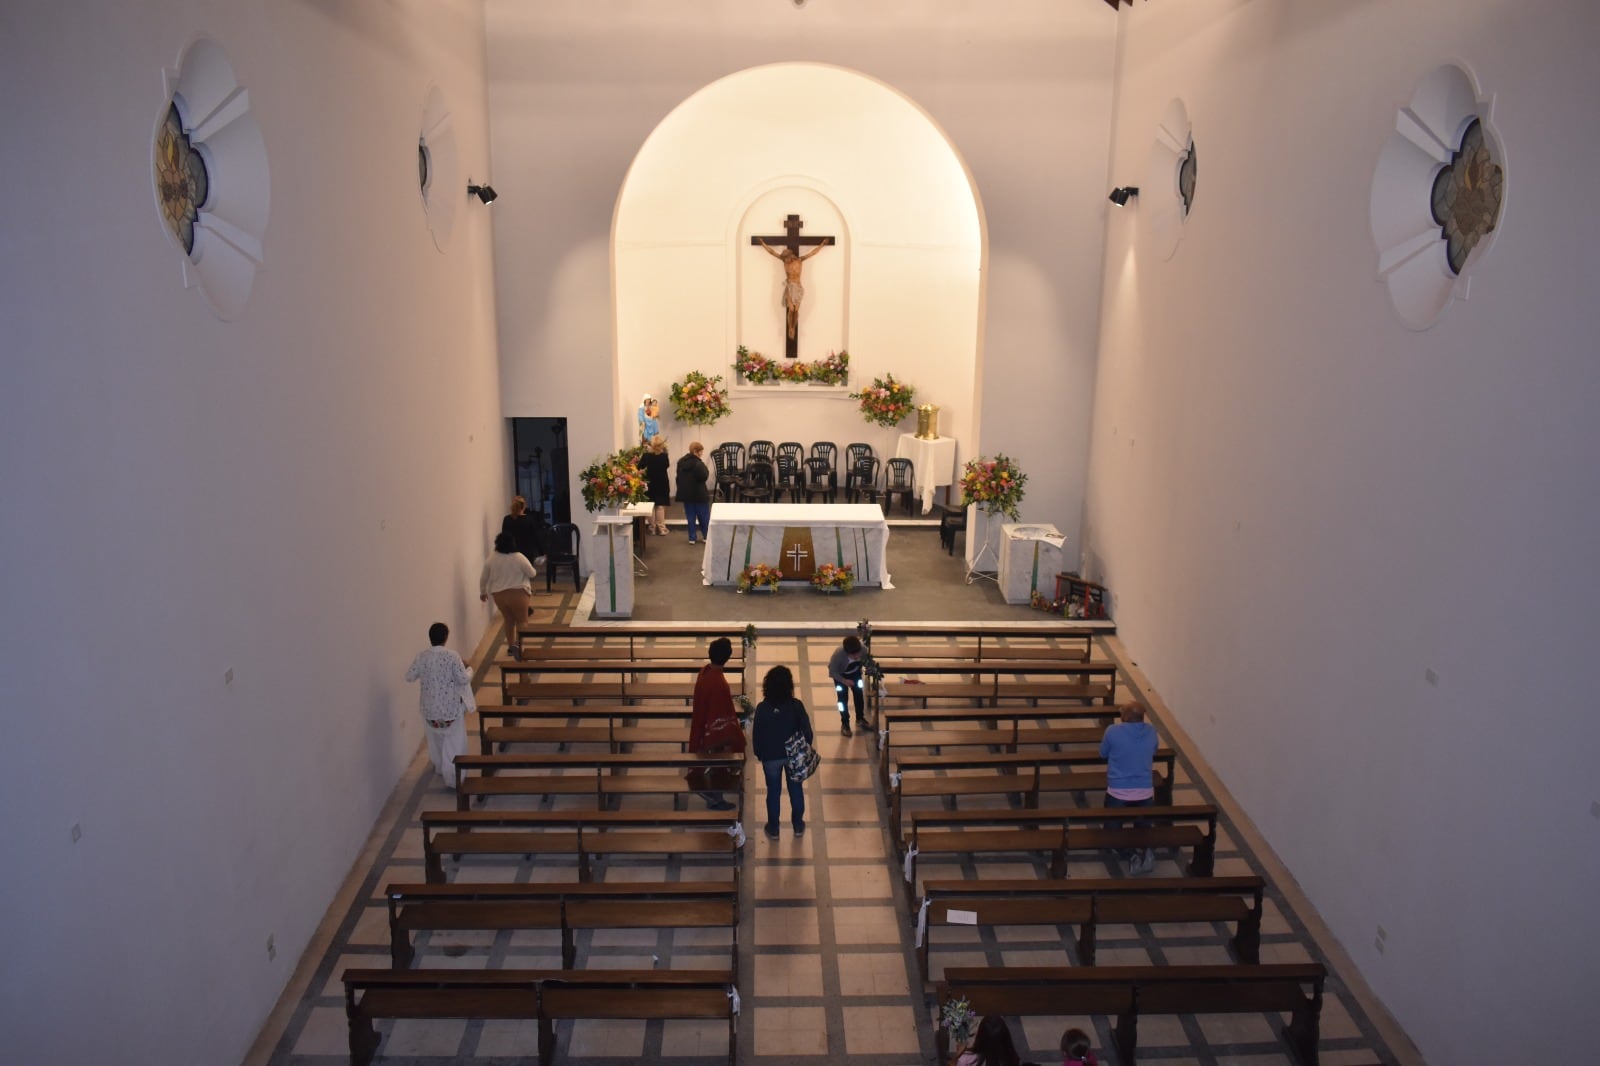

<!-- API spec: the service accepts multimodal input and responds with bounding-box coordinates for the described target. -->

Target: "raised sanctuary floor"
[249,530,1415,1066]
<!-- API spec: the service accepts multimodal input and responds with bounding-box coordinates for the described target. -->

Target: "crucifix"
[751,213,834,360]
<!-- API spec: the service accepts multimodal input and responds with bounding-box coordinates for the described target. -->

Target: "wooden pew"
[420,809,743,883]
[863,623,1100,662]
[384,880,738,970]
[901,806,1219,897]
[515,623,748,663]
[538,970,737,1066]
[453,751,745,812]
[502,674,746,706]
[474,703,698,755]
[876,660,1119,708]
[936,963,1325,1065]
[876,704,1118,786]
[888,748,1177,839]
[342,967,736,1066]
[917,875,1265,979]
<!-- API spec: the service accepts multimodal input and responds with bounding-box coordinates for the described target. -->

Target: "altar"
[702,503,893,588]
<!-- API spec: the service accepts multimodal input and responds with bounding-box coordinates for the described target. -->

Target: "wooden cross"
[785,542,810,570]
[750,213,834,360]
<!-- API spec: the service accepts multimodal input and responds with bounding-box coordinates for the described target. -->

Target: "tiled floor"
[256,614,1407,1064]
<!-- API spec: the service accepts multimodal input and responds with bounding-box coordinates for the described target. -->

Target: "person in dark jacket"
[639,435,672,535]
[500,495,547,565]
[750,664,814,840]
[676,440,712,544]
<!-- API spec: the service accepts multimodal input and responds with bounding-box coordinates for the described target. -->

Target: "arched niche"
[612,63,985,459]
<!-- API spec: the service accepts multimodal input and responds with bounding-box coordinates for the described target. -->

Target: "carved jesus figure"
[756,236,832,340]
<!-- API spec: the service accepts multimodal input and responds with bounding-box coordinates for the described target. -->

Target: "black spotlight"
[1108,186,1139,207]
[467,182,499,205]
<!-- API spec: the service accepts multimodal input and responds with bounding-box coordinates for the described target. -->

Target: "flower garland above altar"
[669,370,732,426]
[734,346,849,386]
[579,447,649,512]
[849,373,917,427]
[959,453,1027,520]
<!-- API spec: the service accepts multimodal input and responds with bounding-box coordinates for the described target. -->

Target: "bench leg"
[389,926,414,969]
[1188,820,1217,878]
[1114,1008,1138,1065]
[1232,907,1262,965]
[423,846,444,885]
[538,1012,556,1066]
[345,1005,380,1066]
[1076,922,1096,966]
[1284,987,1323,1064]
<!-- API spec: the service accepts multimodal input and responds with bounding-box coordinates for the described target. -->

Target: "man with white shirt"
[404,622,473,789]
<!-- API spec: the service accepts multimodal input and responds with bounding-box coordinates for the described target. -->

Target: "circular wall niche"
[1369,63,1506,330]
[418,85,461,253]
[1144,98,1195,261]
[152,36,270,320]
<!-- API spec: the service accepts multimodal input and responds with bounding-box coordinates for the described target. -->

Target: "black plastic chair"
[802,457,835,503]
[748,440,775,466]
[884,457,917,515]
[938,506,967,556]
[712,445,744,502]
[775,453,803,503]
[846,455,881,505]
[809,443,838,500]
[845,442,874,472]
[544,522,582,591]
[738,460,777,503]
[777,441,804,471]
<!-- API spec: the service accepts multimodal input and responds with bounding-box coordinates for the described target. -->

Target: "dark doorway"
[510,417,571,525]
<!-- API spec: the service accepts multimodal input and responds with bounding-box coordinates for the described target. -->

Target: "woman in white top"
[480,531,537,659]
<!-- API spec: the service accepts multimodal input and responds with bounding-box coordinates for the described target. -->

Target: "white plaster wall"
[1086,1,1600,1060]
[0,2,503,1061]
[486,0,1116,544]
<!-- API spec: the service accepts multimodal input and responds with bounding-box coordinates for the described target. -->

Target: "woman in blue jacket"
[750,665,814,840]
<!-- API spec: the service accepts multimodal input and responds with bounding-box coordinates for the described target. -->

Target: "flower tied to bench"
[915,896,932,947]
[902,843,919,883]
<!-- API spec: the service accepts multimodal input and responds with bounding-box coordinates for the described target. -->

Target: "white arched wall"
[613,63,984,468]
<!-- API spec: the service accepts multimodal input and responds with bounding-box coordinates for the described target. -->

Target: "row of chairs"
[711,441,918,515]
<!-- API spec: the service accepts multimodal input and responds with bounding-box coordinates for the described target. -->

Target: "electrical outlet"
[70,823,82,843]
[225,667,234,686]
[1424,668,1439,686]
[267,934,276,962]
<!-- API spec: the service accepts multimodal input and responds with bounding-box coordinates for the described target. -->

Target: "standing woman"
[676,440,712,545]
[480,531,537,660]
[750,664,814,840]
[501,495,547,565]
[640,435,672,536]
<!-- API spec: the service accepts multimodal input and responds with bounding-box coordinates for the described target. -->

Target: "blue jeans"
[762,757,806,833]
[684,501,711,542]
[1104,793,1153,861]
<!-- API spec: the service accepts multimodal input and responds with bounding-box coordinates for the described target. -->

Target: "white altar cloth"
[702,503,893,588]
[998,523,1065,605]
[894,434,958,514]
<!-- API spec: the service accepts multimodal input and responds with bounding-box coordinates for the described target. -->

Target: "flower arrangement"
[579,449,649,512]
[669,370,732,426]
[940,996,975,1050]
[959,453,1028,520]
[736,563,783,593]
[810,563,855,593]
[733,346,850,386]
[743,623,759,648]
[849,373,916,427]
